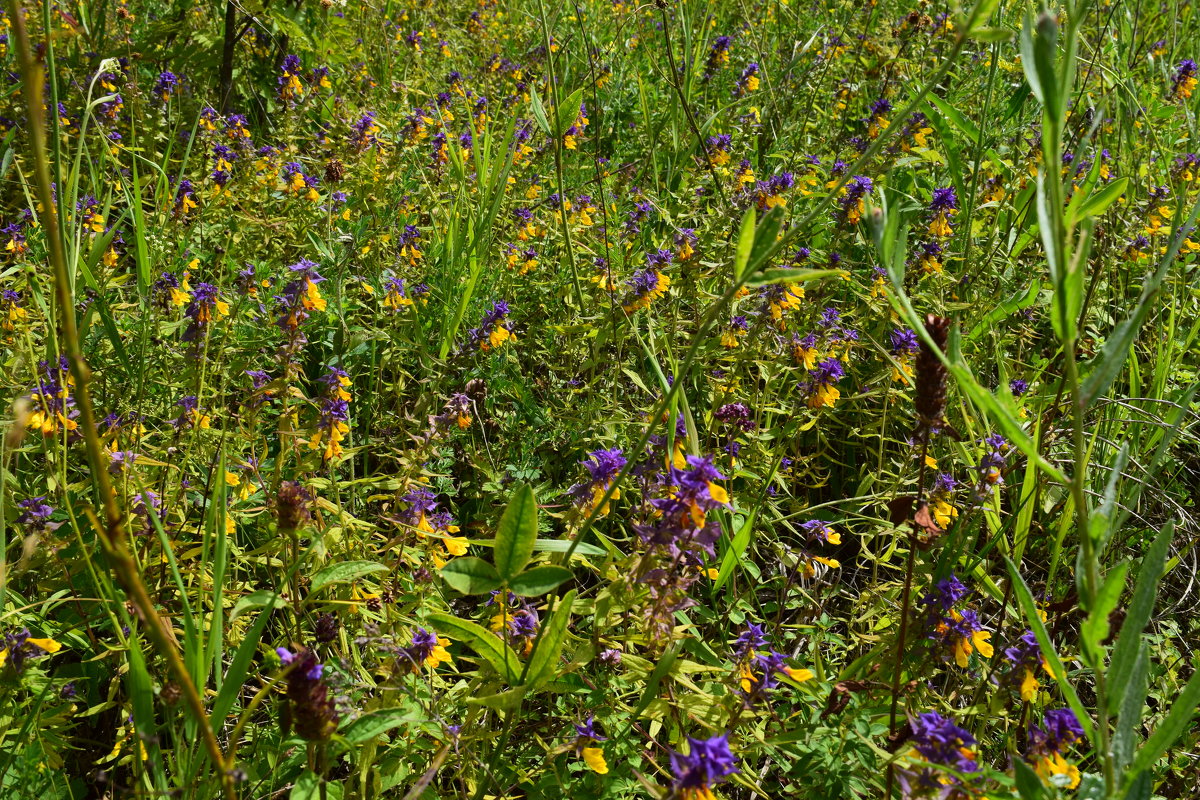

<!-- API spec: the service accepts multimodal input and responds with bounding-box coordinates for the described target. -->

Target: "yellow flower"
[425,636,454,669]
[581,747,608,774]
[1036,753,1080,789]
[1020,668,1040,701]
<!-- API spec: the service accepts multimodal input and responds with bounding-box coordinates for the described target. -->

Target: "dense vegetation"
[0,0,1198,797]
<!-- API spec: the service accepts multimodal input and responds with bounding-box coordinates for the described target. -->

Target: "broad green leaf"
[340,708,419,744]
[1013,758,1047,800]
[469,538,607,557]
[428,612,520,684]
[290,770,320,800]
[970,26,1013,42]
[230,590,287,623]
[714,508,757,592]
[441,557,502,595]
[466,686,527,712]
[1074,176,1128,222]
[529,87,550,135]
[886,265,1067,484]
[928,94,980,146]
[524,590,576,691]
[494,484,538,581]
[633,644,677,718]
[309,560,389,593]
[1120,772,1152,800]
[509,565,573,597]
[745,267,846,288]
[747,205,786,277]
[555,88,585,139]
[966,280,1043,342]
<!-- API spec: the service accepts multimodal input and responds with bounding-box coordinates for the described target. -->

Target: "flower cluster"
[277,646,339,741]
[670,734,739,800]
[897,711,979,797]
[309,366,351,462]
[568,447,627,516]
[920,575,993,668]
[468,300,516,352]
[1001,629,1054,701]
[1025,708,1084,789]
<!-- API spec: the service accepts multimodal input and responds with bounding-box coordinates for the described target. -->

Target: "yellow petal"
[26,637,61,653]
[582,747,608,774]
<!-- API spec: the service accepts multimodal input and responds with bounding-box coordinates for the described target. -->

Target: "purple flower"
[670,734,739,794]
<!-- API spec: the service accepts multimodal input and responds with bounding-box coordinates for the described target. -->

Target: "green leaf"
[290,769,320,800]
[230,590,287,623]
[747,205,786,277]
[1079,560,1128,668]
[340,708,419,744]
[466,686,527,712]
[529,87,551,135]
[1013,758,1047,800]
[1075,176,1128,222]
[970,26,1013,42]
[1121,772,1152,800]
[440,557,501,595]
[523,590,576,691]
[928,94,980,146]
[1020,12,1060,120]
[966,280,1043,342]
[509,565,573,597]
[1005,557,1093,742]
[531,539,606,557]
[494,484,538,581]
[1113,643,1149,774]
[1132,681,1200,796]
[745,267,845,288]
[733,207,756,282]
[428,612,521,684]
[309,560,389,593]
[1109,522,1174,712]
[713,508,757,592]
[211,607,275,726]
[555,88,585,139]
[633,645,677,717]
[885,266,1067,484]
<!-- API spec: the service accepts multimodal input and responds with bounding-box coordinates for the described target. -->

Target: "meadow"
[0,0,1198,797]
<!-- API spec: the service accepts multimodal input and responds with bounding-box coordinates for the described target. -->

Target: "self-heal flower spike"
[281,647,338,741]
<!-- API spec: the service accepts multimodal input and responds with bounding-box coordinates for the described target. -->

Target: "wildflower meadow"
[1,0,1199,797]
